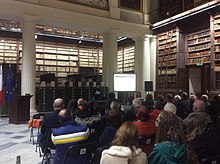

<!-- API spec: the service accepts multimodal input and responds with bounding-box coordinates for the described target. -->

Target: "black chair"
[87,122,104,143]
[62,142,97,164]
[201,155,220,164]
[41,129,56,164]
[138,134,156,146]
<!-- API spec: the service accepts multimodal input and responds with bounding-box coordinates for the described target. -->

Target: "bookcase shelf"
[156,28,185,91]
[187,28,211,65]
[117,45,135,73]
[213,13,220,89]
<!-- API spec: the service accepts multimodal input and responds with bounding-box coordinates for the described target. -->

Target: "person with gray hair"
[126,98,141,121]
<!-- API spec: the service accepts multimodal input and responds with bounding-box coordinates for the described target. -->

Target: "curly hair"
[155,111,185,144]
[185,112,211,141]
[156,111,199,164]
[112,121,139,154]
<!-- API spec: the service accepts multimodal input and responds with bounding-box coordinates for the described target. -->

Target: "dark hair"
[127,96,134,105]
[165,93,173,102]
[109,92,115,100]
[67,99,78,110]
[145,94,153,101]
[106,109,123,128]
[59,109,72,123]
[157,95,164,102]
[185,112,211,141]
[112,121,138,154]
[135,105,150,121]
[181,92,188,100]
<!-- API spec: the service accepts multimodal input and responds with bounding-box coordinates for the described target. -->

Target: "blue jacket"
[148,141,188,164]
[52,121,90,164]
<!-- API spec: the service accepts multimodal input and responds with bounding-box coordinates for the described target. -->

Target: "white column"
[150,36,157,92]
[21,15,37,113]
[134,35,151,98]
[109,0,120,19]
[143,0,150,24]
[102,30,118,92]
[134,38,144,93]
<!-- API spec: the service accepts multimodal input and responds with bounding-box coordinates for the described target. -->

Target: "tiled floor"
[0,117,42,164]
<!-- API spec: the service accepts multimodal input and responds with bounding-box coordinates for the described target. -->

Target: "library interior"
[0,0,220,164]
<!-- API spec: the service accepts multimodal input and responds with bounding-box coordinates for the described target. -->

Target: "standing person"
[52,109,90,164]
[133,105,156,156]
[39,98,64,153]
[100,121,147,164]
[148,111,199,164]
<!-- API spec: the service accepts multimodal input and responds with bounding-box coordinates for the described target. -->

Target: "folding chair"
[41,129,56,164]
[29,113,45,146]
[62,142,97,164]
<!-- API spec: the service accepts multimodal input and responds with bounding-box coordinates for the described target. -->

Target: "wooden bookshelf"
[117,45,135,73]
[187,28,211,65]
[213,13,220,89]
[157,29,178,90]
[0,38,19,64]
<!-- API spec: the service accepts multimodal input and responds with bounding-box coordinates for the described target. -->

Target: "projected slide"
[114,74,136,92]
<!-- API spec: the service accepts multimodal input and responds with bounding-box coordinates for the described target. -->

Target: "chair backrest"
[33,113,46,119]
[138,134,156,146]
[201,155,220,164]
[87,122,104,143]
[62,142,97,164]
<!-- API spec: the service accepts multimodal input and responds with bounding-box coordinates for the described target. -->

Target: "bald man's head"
[53,98,64,110]
[58,109,72,123]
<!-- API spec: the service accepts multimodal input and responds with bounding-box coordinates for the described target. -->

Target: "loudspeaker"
[145,81,153,91]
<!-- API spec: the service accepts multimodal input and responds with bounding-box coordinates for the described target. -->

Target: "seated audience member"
[142,93,154,111]
[67,99,78,116]
[122,95,134,114]
[75,98,91,118]
[189,93,196,113]
[91,108,124,164]
[105,92,118,112]
[176,92,190,119]
[133,105,156,156]
[149,95,164,121]
[100,121,147,164]
[207,94,220,128]
[201,94,210,109]
[110,100,126,122]
[164,93,177,114]
[39,98,64,153]
[184,112,220,162]
[51,109,90,164]
[193,97,206,112]
[99,108,124,149]
[126,98,141,121]
[148,111,199,164]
